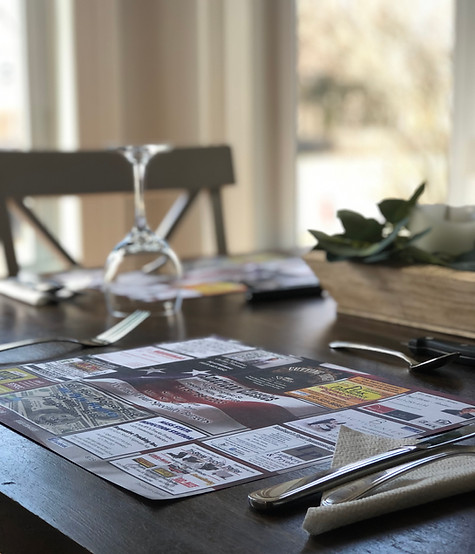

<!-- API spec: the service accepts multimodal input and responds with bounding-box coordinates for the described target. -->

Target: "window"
[296,0,454,245]
[0,0,28,148]
[0,0,82,276]
[0,0,34,275]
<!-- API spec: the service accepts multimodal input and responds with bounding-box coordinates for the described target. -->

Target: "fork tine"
[98,311,150,342]
[106,310,150,338]
[95,310,151,342]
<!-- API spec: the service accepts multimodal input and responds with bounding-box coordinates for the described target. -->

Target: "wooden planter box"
[304,250,475,339]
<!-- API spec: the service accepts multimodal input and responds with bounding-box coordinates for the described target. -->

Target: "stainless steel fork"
[0,309,150,352]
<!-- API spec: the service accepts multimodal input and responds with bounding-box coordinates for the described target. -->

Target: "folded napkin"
[303,426,475,535]
[0,278,53,306]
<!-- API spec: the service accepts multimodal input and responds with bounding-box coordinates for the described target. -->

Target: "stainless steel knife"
[248,422,475,510]
[408,337,475,366]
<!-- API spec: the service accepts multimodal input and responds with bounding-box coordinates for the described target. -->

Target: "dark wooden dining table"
[0,285,474,554]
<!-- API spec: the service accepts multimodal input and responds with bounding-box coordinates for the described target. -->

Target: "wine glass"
[104,144,183,317]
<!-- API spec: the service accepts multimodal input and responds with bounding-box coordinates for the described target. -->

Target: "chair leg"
[156,191,199,240]
[10,198,79,267]
[155,188,228,256]
[0,196,19,276]
[210,189,227,256]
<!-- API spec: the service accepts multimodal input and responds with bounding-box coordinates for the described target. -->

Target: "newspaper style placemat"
[0,336,474,500]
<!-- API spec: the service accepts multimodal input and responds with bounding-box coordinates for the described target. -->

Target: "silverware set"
[248,422,475,510]
[248,338,473,510]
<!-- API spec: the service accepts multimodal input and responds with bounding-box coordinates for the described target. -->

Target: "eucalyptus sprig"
[309,183,475,270]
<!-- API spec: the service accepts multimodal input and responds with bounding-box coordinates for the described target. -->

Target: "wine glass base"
[104,229,183,318]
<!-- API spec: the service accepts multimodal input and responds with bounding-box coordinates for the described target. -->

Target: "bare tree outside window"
[297,0,454,245]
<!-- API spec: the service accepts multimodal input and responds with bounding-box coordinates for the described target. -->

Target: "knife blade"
[408,337,475,366]
[248,422,475,510]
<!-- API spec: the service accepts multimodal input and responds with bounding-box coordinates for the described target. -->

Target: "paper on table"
[0,278,53,306]
[302,426,475,536]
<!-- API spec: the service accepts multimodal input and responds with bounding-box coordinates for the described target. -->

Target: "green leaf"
[449,260,475,271]
[378,182,426,224]
[337,210,384,242]
[359,250,393,263]
[404,227,431,244]
[309,230,364,259]
[326,252,353,262]
[395,245,451,266]
[449,249,475,271]
[408,182,426,204]
[309,217,408,259]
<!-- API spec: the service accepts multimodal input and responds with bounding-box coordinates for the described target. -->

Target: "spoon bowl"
[329,341,460,372]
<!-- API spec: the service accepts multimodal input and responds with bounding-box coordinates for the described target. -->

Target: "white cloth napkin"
[0,278,52,306]
[303,426,475,536]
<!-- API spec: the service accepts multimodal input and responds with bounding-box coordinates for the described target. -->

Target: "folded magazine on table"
[0,336,473,500]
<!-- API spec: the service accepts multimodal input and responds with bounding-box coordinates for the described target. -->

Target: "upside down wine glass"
[104,145,183,317]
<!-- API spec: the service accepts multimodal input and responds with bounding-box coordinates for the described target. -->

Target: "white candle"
[408,204,475,255]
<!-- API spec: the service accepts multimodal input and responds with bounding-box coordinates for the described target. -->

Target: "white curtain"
[449,0,475,205]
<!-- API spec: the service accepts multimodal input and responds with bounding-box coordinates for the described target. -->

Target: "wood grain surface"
[305,250,475,338]
[1,287,474,554]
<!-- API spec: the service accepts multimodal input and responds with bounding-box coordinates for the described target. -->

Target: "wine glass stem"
[133,159,148,231]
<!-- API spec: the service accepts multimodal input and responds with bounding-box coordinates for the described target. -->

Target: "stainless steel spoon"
[321,444,475,505]
[329,340,459,372]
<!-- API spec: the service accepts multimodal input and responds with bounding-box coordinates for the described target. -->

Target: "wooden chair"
[0,145,235,276]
